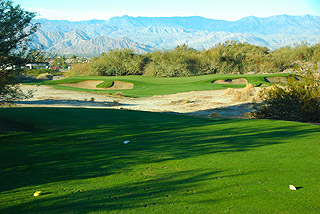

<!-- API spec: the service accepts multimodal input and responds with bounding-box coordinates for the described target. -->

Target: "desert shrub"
[231,84,255,102]
[89,49,144,76]
[66,41,320,77]
[0,70,33,105]
[223,88,236,96]
[224,84,256,102]
[311,43,320,63]
[203,41,281,74]
[144,46,199,77]
[68,63,91,76]
[251,67,320,123]
[36,73,53,80]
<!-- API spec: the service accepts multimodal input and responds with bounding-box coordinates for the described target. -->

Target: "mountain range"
[30,14,320,56]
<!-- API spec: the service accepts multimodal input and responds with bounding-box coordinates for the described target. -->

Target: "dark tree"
[0,0,39,104]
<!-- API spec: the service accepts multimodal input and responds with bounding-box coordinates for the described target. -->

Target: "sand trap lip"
[107,81,134,90]
[60,80,134,90]
[60,80,104,90]
[212,78,248,84]
[264,76,289,84]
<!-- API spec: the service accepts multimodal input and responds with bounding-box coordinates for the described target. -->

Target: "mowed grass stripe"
[0,108,319,213]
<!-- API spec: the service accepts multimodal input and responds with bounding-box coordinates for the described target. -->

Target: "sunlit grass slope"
[1,108,319,213]
[34,73,290,97]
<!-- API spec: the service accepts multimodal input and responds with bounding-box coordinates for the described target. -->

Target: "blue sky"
[16,0,320,21]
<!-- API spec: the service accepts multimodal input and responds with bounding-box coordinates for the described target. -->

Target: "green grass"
[1,107,319,213]
[31,73,290,97]
[24,69,64,77]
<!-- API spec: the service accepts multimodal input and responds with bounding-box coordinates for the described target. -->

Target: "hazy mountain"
[31,14,320,56]
[29,29,153,56]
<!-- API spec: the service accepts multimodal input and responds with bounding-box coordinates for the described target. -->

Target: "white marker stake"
[123,140,130,144]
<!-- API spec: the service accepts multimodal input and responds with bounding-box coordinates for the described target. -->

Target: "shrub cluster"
[89,49,144,76]
[251,66,320,123]
[69,41,320,77]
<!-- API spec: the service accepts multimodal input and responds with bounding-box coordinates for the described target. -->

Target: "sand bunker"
[60,80,134,90]
[264,77,288,84]
[213,78,248,84]
[60,81,104,90]
[106,81,134,90]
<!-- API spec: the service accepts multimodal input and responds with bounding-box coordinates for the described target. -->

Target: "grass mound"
[0,108,319,213]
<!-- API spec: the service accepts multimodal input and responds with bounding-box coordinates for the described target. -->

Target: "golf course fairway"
[0,108,319,213]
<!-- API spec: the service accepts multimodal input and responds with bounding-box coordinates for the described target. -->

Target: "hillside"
[29,30,153,56]
[31,14,320,56]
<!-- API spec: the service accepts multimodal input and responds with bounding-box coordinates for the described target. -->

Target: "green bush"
[68,63,91,76]
[251,66,320,123]
[143,48,199,77]
[89,49,144,76]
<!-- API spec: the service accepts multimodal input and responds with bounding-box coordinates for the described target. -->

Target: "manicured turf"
[33,73,290,97]
[1,108,319,213]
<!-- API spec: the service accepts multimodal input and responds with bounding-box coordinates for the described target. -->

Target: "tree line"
[69,41,320,77]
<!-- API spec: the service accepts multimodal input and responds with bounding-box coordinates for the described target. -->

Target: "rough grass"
[0,108,319,213]
[28,73,290,98]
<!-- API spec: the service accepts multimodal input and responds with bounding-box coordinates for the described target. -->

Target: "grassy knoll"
[24,69,64,78]
[32,73,290,97]
[1,107,319,213]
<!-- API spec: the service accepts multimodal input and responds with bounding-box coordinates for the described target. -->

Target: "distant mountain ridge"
[29,29,153,56]
[31,14,320,56]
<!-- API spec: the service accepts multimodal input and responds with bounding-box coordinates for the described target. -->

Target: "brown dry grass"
[223,84,259,102]
[223,88,236,96]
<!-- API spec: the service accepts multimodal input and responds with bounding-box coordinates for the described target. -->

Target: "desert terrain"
[16,84,259,118]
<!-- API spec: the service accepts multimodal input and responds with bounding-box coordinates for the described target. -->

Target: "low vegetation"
[252,66,320,123]
[69,42,320,77]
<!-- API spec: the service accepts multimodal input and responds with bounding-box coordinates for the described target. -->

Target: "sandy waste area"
[15,81,263,118]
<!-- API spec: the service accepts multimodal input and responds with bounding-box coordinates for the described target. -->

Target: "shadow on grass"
[186,103,254,119]
[1,169,243,213]
[14,99,130,108]
[0,108,319,212]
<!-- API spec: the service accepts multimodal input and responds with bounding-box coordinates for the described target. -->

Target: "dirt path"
[15,85,257,118]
